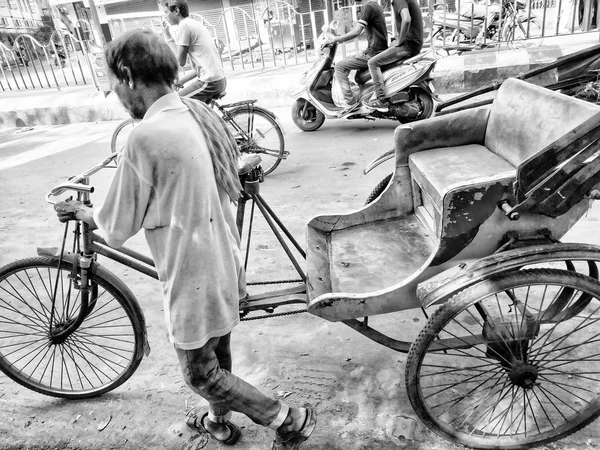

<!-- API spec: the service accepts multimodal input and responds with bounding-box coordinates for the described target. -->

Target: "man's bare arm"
[323,22,364,46]
[396,9,412,46]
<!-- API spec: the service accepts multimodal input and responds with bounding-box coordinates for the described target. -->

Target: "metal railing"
[1,0,596,92]
[0,20,102,92]
[428,0,598,52]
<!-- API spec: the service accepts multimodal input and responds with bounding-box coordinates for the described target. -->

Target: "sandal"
[186,411,241,446]
[271,408,317,450]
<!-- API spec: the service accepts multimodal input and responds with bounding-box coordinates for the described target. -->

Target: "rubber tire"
[406,269,600,449]
[291,98,325,132]
[502,17,543,49]
[227,106,285,176]
[365,173,393,205]
[401,88,435,124]
[111,118,136,154]
[0,257,146,399]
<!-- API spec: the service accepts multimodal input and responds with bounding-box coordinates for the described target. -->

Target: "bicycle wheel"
[110,118,136,154]
[430,28,460,56]
[0,257,145,399]
[502,17,543,49]
[365,173,393,205]
[227,106,285,176]
[406,269,600,449]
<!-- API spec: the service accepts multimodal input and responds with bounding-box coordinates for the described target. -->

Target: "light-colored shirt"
[93,93,245,350]
[177,17,224,82]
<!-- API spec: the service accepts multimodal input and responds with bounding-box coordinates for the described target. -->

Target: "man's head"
[158,0,189,25]
[104,29,178,119]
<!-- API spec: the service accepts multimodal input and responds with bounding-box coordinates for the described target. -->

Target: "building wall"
[0,0,44,35]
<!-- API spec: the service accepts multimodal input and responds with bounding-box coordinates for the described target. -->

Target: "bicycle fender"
[417,243,600,308]
[36,247,151,358]
[363,147,395,174]
[249,105,287,137]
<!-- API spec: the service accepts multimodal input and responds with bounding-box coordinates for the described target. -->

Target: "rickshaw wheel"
[365,173,393,205]
[406,269,600,449]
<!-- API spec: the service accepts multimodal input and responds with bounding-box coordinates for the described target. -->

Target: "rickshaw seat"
[305,78,600,322]
[409,144,514,213]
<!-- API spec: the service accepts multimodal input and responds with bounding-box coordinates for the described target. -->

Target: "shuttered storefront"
[106,0,226,39]
[230,0,258,39]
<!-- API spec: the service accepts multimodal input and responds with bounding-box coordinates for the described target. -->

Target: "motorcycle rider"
[364,0,423,110]
[460,0,502,44]
[322,0,388,113]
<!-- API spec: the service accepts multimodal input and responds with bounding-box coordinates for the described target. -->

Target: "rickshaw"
[1,78,600,449]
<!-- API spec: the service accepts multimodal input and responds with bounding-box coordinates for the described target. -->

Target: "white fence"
[0,20,104,92]
[1,0,595,92]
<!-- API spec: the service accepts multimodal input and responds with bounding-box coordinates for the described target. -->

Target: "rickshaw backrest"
[485,79,600,168]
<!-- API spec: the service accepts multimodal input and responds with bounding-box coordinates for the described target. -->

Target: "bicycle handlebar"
[45,152,118,204]
[46,183,94,204]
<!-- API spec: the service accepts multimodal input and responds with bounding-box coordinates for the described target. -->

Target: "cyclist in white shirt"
[160,0,226,102]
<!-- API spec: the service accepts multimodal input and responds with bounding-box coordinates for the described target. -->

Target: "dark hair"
[104,29,179,87]
[168,0,189,18]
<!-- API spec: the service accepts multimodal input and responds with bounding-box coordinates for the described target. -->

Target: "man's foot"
[339,101,360,115]
[272,408,317,450]
[186,411,241,446]
[363,96,388,111]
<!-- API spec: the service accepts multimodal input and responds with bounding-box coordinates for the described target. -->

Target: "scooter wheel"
[292,99,325,132]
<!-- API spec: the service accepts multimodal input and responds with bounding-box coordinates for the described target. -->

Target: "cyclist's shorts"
[178,77,227,104]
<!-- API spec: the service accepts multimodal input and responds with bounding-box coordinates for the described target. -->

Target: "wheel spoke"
[408,270,600,448]
[0,259,141,398]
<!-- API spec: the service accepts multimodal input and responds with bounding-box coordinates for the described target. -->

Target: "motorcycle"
[291,23,439,132]
[429,0,543,53]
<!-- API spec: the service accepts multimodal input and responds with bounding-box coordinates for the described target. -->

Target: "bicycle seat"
[238,154,262,176]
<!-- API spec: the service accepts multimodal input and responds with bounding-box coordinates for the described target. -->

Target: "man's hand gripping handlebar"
[47,152,118,227]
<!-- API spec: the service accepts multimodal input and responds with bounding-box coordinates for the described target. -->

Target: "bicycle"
[111,92,287,176]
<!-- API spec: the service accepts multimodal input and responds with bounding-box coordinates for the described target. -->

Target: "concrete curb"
[1,34,598,129]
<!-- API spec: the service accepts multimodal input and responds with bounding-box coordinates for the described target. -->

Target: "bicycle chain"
[241,278,306,320]
[240,308,306,321]
[247,279,303,286]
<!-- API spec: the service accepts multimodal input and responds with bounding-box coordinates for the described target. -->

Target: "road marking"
[0,130,109,171]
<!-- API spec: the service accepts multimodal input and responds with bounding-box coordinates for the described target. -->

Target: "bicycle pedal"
[282,151,290,158]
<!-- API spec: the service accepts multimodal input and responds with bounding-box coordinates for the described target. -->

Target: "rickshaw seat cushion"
[409,144,515,208]
[485,78,600,168]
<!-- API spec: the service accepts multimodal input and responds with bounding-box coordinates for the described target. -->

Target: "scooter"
[291,23,439,132]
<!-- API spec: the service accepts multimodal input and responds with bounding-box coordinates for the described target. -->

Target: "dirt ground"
[1,115,599,450]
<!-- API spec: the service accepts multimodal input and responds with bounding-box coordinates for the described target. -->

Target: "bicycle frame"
[211,98,288,161]
[44,153,307,329]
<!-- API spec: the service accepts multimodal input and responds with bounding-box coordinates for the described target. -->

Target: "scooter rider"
[365,0,423,110]
[322,0,388,113]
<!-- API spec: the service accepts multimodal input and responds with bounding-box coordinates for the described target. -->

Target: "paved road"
[0,109,599,450]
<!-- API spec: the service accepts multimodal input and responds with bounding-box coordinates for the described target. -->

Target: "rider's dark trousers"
[178,77,227,103]
[334,52,371,105]
[368,44,418,101]
[175,333,284,426]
